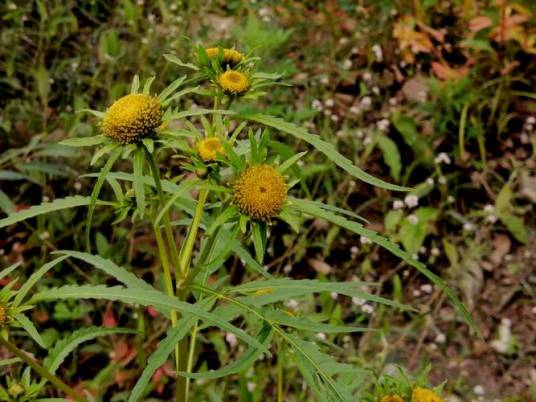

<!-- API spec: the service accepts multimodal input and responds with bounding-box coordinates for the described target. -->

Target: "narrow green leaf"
[59,136,106,147]
[86,146,122,251]
[13,313,47,348]
[292,198,480,336]
[240,114,409,191]
[0,197,107,230]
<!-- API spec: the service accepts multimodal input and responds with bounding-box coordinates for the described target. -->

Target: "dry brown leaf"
[308,258,333,275]
[431,61,469,80]
[490,235,511,265]
[469,16,493,32]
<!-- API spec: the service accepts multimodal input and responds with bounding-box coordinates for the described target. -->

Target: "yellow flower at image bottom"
[233,165,287,220]
[0,304,6,326]
[412,387,443,402]
[380,395,405,402]
[198,137,226,161]
[218,70,250,96]
[102,93,163,144]
[205,47,244,66]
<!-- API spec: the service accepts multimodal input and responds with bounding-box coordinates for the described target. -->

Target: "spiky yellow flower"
[233,165,287,220]
[412,388,443,402]
[218,70,250,96]
[102,94,163,144]
[198,137,226,161]
[205,47,244,67]
[380,395,405,402]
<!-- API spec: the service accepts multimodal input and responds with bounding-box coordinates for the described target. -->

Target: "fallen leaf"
[490,235,511,265]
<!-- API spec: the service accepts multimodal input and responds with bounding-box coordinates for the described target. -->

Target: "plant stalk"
[0,336,87,402]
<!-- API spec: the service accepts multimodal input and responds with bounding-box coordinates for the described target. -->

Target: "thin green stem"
[144,146,182,279]
[277,340,284,402]
[0,336,87,402]
[178,188,209,282]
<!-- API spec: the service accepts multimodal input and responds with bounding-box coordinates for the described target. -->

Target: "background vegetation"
[1,0,535,401]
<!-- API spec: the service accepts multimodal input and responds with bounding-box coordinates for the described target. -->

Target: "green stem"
[178,188,209,281]
[0,336,87,402]
[144,146,182,279]
[277,341,284,402]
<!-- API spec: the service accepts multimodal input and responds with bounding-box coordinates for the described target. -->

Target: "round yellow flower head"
[218,70,250,96]
[0,303,6,326]
[412,387,443,402]
[102,94,163,144]
[205,47,244,67]
[380,395,405,402]
[198,137,226,161]
[233,165,287,220]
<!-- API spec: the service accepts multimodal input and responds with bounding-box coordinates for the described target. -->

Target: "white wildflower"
[225,332,238,348]
[371,44,383,62]
[434,152,451,165]
[404,194,419,208]
[361,304,374,314]
[311,99,323,111]
[393,200,404,210]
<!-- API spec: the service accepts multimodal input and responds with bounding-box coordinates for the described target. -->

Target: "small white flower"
[435,332,446,343]
[426,177,435,186]
[420,283,433,294]
[463,222,475,231]
[400,60,407,68]
[338,37,349,46]
[8,3,17,10]
[372,86,380,95]
[408,214,419,225]
[404,194,419,208]
[323,109,332,116]
[352,297,366,306]
[393,200,404,210]
[434,152,451,165]
[330,292,338,300]
[317,332,327,340]
[363,136,372,145]
[330,114,340,122]
[473,385,485,396]
[526,116,536,125]
[359,236,371,245]
[320,76,329,85]
[389,97,397,106]
[343,59,353,70]
[362,71,372,82]
[42,196,50,203]
[486,214,497,224]
[258,7,271,17]
[349,105,360,114]
[438,176,447,185]
[324,98,335,108]
[431,247,440,256]
[419,246,427,254]
[412,254,419,261]
[284,299,299,309]
[311,99,323,111]
[39,231,50,241]
[361,304,374,314]
[74,181,82,191]
[225,332,238,348]
[247,382,256,392]
[376,119,390,132]
[371,44,383,62]
[170,3,178,10]
[412,289,421,297]
[484,204,495,213]
[447,195,455,203]
[360,96,372,107]
[350,246,359,255]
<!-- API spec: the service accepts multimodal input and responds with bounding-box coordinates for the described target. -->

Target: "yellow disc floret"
[0,303,6,326]
[233,165,287,220]
[380,395,405,402]
[412,388,443,402]
[102,94,163,144]
[205,47,244,66]
[218,70,250,96]
[198,137,226,161]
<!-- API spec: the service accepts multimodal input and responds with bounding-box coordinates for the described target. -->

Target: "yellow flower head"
[102,94,163,144]
[412,387,443,402]
[380,395,405,402]
[233,165,287,220]
[218,70,250,96]
[198,137,226,161]
[205,47,244,67]
[0,303,6,327]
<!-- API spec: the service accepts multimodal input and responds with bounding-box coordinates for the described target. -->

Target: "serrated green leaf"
[59,136,106,147]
